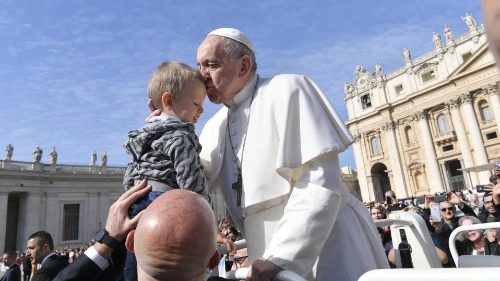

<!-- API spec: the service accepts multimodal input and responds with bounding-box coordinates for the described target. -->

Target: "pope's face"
[197,36,245,104]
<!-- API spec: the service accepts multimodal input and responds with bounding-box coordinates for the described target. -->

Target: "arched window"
[404,126,415,144]
[437,113,450,134]
[478,100,493,121]
[370,137,381,155]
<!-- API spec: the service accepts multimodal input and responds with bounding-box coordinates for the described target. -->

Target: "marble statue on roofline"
[101,151,108,167]
[462,12,477,32]
[50,146,57,165]
[5,144,13,160]
[403,48,411,65]
[444,25,454,44]
[33,145,43,163]
[433,32,442,49]
[374,62,383,78]
[90,150,97,166]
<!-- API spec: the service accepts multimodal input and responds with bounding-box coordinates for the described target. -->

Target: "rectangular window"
[422,70,436,83]
[395,84,404,95]
[442,145,454,152]
[486,132,498,140]
[462,52,472,62]
[361,94,372,109]
[63,204,79,241]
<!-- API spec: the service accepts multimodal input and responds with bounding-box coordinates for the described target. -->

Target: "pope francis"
[198,28,389,281]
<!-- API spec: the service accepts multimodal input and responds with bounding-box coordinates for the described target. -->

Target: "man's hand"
[105,179,152,241]
[493,181,500,205]
[424,195,434,209]
[448,192,463,208]
[145,99,161,123]
[245,259,283,281]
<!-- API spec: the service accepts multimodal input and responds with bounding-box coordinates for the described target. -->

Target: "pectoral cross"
[232,168,242,206]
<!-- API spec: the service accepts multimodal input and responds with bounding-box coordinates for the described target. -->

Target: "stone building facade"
[344,15,500,203]
[0,151,125,253]
[0,146,231,254]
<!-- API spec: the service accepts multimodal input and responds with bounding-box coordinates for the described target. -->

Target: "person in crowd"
[122,61,210,281]
[124,189,219,281]
[422,193,477,267]
[52,180,220,281]
[370,205,387,220]
[194,27,388,280]
[21,252,31,281]
[485,228,500,255]
[1,251,21,281]
[384,190,407,213]
[456,216,500,256]
[479,192,499,223]
[26,231,68,281]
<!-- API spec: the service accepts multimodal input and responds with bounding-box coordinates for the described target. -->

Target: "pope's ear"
[207,249,221,270]
[125,230,135,253]
[239,55,252,77]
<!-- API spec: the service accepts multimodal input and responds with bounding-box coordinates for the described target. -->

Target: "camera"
[433,194,448,203]
[476,185,485,193]
[416,195,426,205]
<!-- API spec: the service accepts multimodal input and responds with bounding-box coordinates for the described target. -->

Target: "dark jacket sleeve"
[52,255,102,281]
[459,203,477,217]
[3,265,21,281]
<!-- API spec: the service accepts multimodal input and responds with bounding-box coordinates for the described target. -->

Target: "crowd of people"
[365,177,500,268]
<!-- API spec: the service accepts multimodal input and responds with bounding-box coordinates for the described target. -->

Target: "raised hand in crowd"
[94,179,152,257]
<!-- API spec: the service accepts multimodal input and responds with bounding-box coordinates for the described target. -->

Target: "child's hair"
[148,61,204,111]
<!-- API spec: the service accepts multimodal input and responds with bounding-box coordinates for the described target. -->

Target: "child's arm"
[167,134,209,200]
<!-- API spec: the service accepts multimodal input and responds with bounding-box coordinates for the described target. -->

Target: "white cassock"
[200,74,389,281]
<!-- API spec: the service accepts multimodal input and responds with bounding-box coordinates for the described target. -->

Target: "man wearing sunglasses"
[424,193,477,267]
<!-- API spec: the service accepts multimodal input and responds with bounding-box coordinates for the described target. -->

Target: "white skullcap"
[207,28,255,53]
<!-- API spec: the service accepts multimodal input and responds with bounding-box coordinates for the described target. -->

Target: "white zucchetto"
[207,27,255,53]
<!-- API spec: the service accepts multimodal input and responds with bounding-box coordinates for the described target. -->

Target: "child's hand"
[145,99,161,123]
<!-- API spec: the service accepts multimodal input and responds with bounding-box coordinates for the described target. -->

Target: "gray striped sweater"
[123,116,208,200]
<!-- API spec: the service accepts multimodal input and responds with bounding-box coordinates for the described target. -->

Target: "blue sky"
[0,0,482,167]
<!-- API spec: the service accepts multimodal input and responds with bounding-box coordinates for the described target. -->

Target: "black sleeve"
[459,203,477,217]
[52,255,103,281]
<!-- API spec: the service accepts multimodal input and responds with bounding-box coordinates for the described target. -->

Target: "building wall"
[344,21,500,202]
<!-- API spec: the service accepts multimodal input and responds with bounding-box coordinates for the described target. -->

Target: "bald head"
[129,190,217,281]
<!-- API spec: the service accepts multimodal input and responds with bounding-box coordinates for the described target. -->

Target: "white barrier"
[448,221,500,267]
[358,268,500,281]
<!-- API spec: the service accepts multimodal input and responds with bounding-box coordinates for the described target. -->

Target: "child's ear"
[161,92,173,109]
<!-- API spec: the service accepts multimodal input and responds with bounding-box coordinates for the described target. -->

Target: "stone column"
[382,121,407,197]
[485,84,500,134]
[44,193,58,242]
[460,93,490,183]
[447,98,479,186]
[414,111,445,192]
[351,134,371,202]
[24,193,43,238]
[0,192,8,252]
